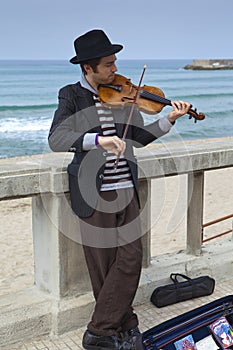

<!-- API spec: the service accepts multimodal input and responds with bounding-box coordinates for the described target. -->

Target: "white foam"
[0,118,50,133]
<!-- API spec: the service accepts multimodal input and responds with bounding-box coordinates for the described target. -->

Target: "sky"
[1,0,233,60]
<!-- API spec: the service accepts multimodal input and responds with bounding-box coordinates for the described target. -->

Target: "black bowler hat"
[70,29,123,64]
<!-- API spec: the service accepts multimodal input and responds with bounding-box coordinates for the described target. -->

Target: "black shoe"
[121,327,141,349]
[82,329,131,350]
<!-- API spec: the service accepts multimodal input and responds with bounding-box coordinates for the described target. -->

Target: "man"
[48,29,190,350]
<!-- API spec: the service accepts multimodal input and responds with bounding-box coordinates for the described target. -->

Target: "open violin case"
[138,295,233,349]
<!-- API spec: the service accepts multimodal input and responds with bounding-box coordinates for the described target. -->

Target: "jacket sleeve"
[131,108,173,147]
[48,85,84,153]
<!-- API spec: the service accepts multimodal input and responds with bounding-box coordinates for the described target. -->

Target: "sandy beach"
[0,167,233,298]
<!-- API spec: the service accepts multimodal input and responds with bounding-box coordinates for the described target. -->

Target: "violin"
[98,73,205,122]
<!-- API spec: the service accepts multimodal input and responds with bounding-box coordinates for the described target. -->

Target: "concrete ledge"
[1,138,233,199]
[0,287,94,346]
[1,240,232,347]
[52,292,94,335]
[0,287,53,346]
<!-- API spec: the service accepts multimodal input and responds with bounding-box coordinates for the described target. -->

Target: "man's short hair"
[80,58,101,75]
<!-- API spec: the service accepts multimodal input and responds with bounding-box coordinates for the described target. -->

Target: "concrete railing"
[1,137,233,345]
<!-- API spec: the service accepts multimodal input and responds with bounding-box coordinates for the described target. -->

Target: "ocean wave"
[0,119,51,133]
[0,103,57,112]
[0,126,49,133]
[170,92,233,100]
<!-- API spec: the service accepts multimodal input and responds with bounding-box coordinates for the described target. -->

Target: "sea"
[0,59,233,159]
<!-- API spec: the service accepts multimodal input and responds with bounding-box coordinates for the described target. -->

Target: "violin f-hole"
[121,96,135,102]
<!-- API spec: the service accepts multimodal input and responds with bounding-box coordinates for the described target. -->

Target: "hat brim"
[69,44,123,64]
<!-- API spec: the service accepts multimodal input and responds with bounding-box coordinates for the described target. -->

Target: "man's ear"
[83,64,92,74]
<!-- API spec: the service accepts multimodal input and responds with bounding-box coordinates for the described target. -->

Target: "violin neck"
[140,89,172,107]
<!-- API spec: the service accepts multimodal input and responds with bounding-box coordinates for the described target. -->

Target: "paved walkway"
[2,278,233,350]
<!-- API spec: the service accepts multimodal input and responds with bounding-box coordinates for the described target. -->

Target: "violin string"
[140,89,206,121]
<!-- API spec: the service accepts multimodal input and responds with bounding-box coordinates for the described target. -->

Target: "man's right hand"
[98,135,126,155]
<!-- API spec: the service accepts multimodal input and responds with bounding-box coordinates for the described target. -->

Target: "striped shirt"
[93,95,134,192]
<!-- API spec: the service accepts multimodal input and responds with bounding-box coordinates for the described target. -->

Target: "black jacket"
[48,82,168,217]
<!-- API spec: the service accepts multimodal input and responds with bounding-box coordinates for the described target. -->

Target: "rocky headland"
[184,59,233,70]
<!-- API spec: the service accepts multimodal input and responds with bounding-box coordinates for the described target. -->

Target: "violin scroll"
[187,107,205,123]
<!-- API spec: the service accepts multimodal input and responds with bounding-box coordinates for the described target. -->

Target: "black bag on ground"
[150,273,215,308]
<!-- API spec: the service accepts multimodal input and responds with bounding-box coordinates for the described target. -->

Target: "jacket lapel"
[73,82,101,133]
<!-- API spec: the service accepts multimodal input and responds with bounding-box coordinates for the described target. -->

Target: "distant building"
[184,59,233,70]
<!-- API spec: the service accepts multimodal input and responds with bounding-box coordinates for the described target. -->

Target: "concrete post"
[187,171,204,255]
[32,193,91,298]
[32,178,152,296]
[139,179,151,267]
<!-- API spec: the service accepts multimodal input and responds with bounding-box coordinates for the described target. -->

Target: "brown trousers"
[80,188,143,336]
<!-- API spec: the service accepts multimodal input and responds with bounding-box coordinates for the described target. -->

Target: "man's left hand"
[167,101,191,123]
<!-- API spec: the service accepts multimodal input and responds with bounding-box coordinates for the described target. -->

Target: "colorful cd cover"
[209,316,233,348]
[174,334,197,349]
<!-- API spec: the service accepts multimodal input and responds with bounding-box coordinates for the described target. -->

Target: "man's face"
[87,55,118,86]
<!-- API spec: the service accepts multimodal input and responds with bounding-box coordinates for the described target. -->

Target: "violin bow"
[114,65,147,171]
